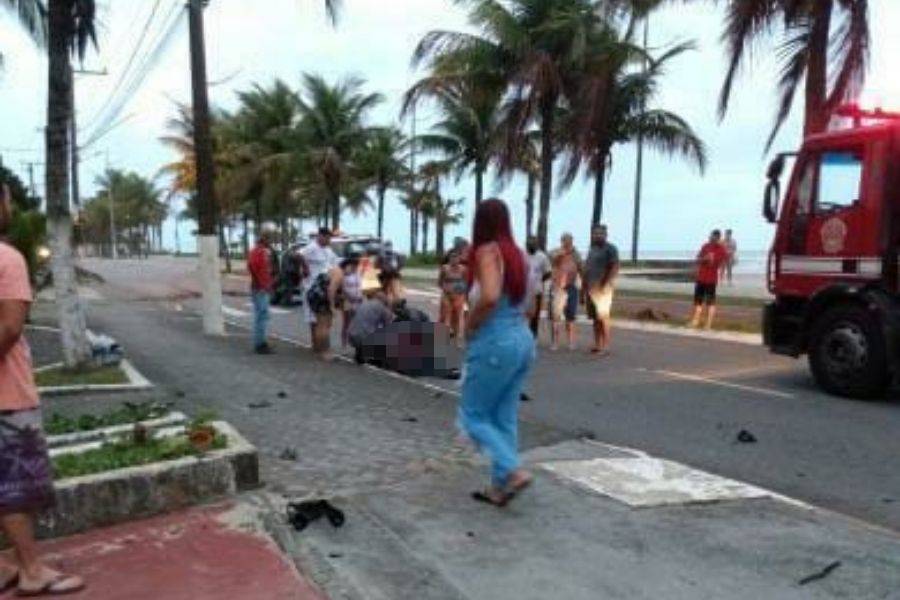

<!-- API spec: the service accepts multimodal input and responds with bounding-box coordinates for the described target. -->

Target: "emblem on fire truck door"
[821,217,848,254]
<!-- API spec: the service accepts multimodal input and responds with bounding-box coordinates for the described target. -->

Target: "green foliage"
[45,401,170,436]
[7,209,45,283]
[35,363,128,388]
[52,432,227,479]
[404,252,443,268]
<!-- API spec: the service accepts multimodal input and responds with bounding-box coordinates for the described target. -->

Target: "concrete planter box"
[38,421,259,539]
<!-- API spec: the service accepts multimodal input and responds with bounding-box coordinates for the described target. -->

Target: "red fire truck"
[763,105,900,398]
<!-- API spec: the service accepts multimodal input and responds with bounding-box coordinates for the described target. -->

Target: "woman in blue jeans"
[460,199,536,507]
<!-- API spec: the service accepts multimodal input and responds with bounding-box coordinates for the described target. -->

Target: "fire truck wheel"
[808,305,889,399]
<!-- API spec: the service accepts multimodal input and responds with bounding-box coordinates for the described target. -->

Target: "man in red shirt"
[689,229,728,329]
[248,229,275,354]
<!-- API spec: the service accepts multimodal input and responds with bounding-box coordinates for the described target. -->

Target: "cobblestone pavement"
[78,298,568,498]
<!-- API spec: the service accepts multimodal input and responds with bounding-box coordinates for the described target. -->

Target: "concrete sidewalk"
[27,501,323,600]
[281,440,900,600]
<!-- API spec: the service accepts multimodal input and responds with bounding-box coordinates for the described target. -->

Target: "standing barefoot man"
[690,229,728,329]
[583,225,619,356]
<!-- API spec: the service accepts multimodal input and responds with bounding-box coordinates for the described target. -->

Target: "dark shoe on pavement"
[255,343,274,355]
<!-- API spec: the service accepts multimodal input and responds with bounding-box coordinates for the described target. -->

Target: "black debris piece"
[736,430,757,444]
[248,400,272,409]
[277,391,288,398]
[466,531,475,538]
[432,391,443,399]
[174,390,186,398]
[402,417,419,423]
[287,500,346,532]
[328,553,343,559]
[798,561,841,586]
[520,393,532,402]
[279,448,298,461]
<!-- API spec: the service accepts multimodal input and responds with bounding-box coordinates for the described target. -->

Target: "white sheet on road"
[541,456,772,508]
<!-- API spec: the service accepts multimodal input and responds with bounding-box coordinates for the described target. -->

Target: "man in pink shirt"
[0,185,83,595]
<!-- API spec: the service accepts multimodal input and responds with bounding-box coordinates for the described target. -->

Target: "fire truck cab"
[763,106,900,398]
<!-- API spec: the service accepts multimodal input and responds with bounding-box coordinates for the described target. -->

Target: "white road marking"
[243,302,292,315]
[541,456,773,507]
[405,288,442,300]
[650,369,795,399]
[222,306,250,318]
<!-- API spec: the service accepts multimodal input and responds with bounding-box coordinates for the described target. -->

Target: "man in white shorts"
[582,225,619,356]
[299,228,340,358]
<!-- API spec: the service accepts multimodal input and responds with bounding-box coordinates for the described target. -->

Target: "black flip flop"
[471,489,512,508]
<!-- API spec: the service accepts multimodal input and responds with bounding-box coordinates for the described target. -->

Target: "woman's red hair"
[468,198,527,304]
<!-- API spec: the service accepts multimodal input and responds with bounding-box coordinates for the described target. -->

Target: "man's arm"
[0,300,28,358]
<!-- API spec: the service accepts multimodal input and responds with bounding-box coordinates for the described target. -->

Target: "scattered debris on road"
[279,447,298,461]
[248,400,273,409]
[287,500,345,532]
[798,561,841,586]
[277,391,288,398]
[736,429,757,444]
[401,416,419,423]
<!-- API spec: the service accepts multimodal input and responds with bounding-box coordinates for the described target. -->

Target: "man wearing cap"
[299,228,340,358]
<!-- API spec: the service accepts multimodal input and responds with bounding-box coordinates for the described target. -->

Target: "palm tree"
[715,0,869,146]
[563,33,706,227]
[413,0,602,249]
[403,80,503,207]
[296,73,383,231]
[497,129,541,239]
[433,196,463,257]
[44,0,96,367]
[0,1,46,65]
[355,127,409,239]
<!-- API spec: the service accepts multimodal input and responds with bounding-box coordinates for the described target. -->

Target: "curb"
[46,411,189,450]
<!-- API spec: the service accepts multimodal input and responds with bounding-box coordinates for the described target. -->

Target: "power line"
[81,0,165,134]
[81,3,186,149]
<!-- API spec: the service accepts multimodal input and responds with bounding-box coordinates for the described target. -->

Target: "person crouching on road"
[550,233,582,351]
[690,229,728,330]
[339,254,364,349]
[248,228,275,354]
[461,198,536,508]
[583,225,619,356]
[0,185,85,596]
[299,228,340,360]
[348,272,399,365]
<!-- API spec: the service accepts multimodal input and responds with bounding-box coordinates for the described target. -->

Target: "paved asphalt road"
[81,257,900,532]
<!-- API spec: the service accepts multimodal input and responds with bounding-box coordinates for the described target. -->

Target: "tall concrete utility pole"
[188,0,224,335]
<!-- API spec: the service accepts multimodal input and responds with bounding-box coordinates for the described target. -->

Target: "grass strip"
[36,364,129,388]
[52,433,227,479]
[45,402,170,436]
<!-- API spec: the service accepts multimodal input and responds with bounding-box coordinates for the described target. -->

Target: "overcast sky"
[2,0,899,258]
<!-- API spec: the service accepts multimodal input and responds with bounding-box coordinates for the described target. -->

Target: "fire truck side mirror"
[763,180,780,223]
[763,155,787,223]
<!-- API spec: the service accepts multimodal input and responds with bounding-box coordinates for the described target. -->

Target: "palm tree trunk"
[377,182,386,239]
[218,221,232,274]
[591,160,607,229]
[422,214,429,254]
[536,104,556,250]
[46,0,90,368]
[330,189,341,232]
[475,166,484,205]
[242,214,250,258]
[525,171,536,239]
[436,212,445,256]
[805,0,834,134]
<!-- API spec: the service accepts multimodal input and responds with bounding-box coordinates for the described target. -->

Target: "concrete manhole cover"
[540,457,772,508]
